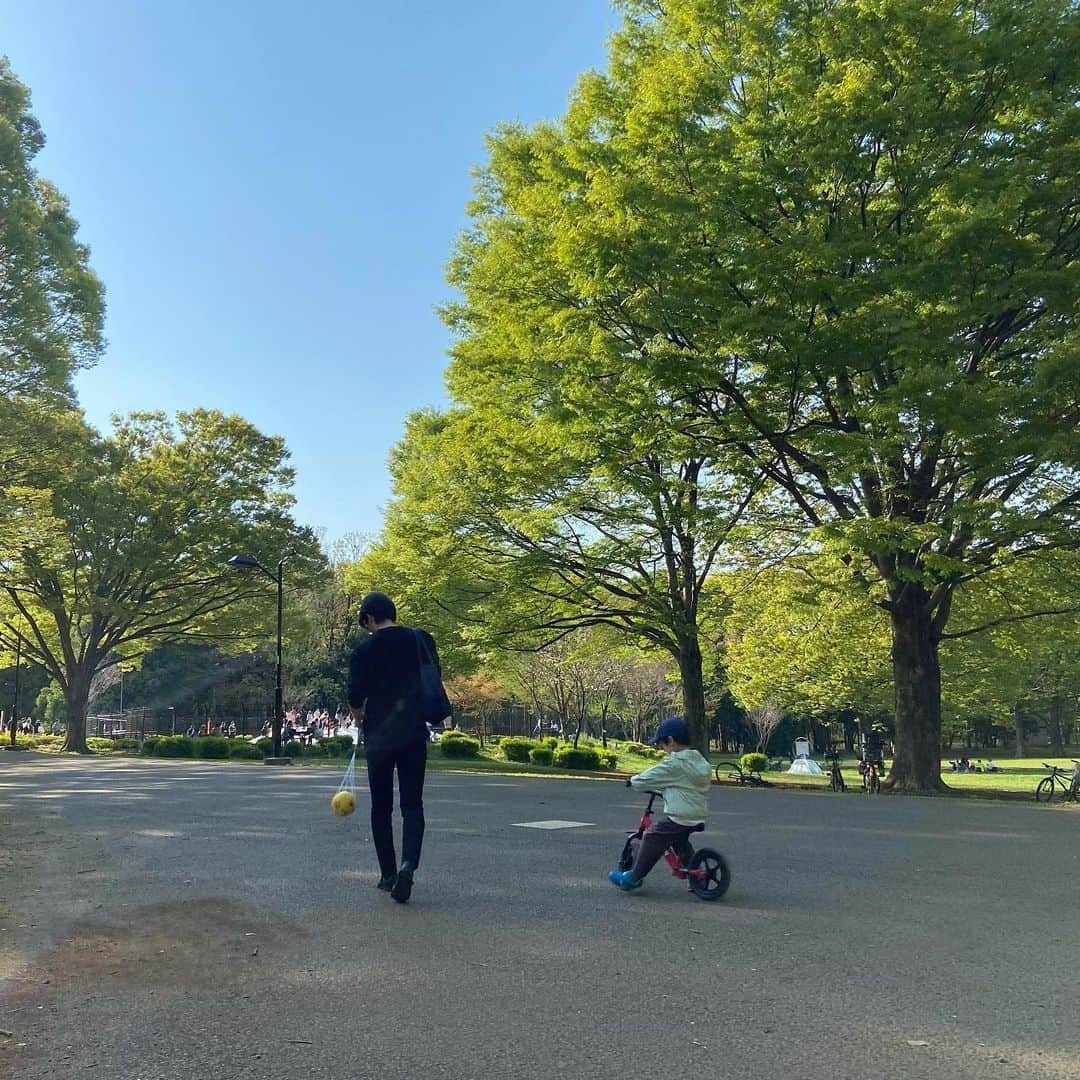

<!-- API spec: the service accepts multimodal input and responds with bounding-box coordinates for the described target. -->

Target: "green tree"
[435,0,1079,788]
[723,561,893,719]
[0,409,325,751]
[0,59,106,546]
[0,58,103,399]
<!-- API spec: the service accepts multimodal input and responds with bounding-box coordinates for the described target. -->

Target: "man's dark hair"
[358,591,396,624]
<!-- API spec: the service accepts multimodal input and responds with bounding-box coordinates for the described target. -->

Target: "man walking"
[346,591,440,904]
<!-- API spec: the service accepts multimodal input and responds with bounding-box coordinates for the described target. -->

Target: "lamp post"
[10,632,21,747]
[227,553,287,762]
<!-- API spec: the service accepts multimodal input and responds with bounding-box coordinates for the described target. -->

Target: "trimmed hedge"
[597,749,618,769]
[283,740,305,757]
[440,731,481,758]
[228,741,264,760]
[255,737,275,755]
[195,736,230,759]
[741,752,768,775]
[543,736,559,750]
[318,736,355,757]
[553,745,602,770]
[141,735,163,755]
[528,747,554,766]
[501,737,538,763]
[156,736,196,758]
[627,742,665,761]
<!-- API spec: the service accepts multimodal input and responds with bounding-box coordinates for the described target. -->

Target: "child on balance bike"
[608,717,712,893]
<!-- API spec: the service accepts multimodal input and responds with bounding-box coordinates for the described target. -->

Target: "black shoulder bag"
[413,629,452,726]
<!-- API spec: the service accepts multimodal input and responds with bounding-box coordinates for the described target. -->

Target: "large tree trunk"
[62,672,92,754]
[1047,695,1066,757]
[677,634,708,753]
[887,586,947,791]
[1012,700,1025,759]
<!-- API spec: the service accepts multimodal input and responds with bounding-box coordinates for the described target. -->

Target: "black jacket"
[346,625,438,751]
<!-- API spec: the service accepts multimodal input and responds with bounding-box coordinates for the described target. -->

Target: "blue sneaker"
[607,870,643,891]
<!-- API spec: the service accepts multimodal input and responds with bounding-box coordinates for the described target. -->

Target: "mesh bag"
[331,751,358,816]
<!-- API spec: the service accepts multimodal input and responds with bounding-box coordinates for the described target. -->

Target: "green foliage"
[440,732,481,758]
[194,736,230,759]
[282,740,305,757]
[553,745,601,770]
[0,408,328,754]
[528,746,554,765]
[597,749,618,769]
[543,737,559,750]
[0,59,105,401]
[228,741,264,760]
[741,753,768,776]
[156,736,195,758]
[627,742,664,761]
[254,736,275,755]
[141,735,163,755]
[317,736,355,757]
[501,737,538,763]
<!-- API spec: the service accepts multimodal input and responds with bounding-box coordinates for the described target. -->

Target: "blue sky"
[2,0,617,545]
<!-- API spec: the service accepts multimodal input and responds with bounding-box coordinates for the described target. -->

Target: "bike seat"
[690,822,705,833]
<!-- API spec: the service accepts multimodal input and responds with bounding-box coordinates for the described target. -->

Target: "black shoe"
[376,874,397,892]
[390,866,414,903]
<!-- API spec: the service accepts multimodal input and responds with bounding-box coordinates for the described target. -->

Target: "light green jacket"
[629,748,711,825]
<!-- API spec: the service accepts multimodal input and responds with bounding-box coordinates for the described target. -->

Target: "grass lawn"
[709,750,1080,796]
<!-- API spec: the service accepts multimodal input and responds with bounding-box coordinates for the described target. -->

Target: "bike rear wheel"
[618,835,640,872]
[687,848,731,901]
[868,771,880,794]
[1035,777,1056,802]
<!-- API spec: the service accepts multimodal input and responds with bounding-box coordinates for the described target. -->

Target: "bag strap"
[412,627,432,667]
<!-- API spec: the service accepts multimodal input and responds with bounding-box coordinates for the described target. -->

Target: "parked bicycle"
[826,752,845,793]
[858,757,882,794]
[713,760,773,788]
[1034,761,1080,803]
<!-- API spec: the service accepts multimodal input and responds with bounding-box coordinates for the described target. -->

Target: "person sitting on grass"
[608,717,711,893]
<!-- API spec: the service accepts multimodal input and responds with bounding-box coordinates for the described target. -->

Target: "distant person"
[985,759,996,772]
[346,591,443,904]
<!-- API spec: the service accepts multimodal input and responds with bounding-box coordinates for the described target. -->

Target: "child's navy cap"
[652,717,689,745]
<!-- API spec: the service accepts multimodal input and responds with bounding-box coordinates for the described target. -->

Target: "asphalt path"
[1,753,1078,1080]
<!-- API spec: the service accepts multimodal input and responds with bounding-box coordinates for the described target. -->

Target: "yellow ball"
[331,790,356,816]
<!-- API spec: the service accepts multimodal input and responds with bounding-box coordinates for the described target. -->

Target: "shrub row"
[498,738,618,770]
[141,735,276,761]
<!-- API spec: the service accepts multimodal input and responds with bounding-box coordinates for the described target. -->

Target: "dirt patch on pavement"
[0,897,298,1077]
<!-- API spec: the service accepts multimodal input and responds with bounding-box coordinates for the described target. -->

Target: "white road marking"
[512,819,594,830]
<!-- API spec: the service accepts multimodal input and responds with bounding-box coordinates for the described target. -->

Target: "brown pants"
[632,815,695,879]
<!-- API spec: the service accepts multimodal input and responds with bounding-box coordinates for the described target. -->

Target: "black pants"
[632,815,695,879]
[366,739,427,878]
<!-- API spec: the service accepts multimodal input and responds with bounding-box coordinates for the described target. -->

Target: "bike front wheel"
[687,848,731,901]
[1035,777,1056,802]
[868,772,881,794]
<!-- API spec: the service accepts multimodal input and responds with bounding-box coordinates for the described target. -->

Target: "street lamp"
[227,553,287,762]
[10,631,21,747]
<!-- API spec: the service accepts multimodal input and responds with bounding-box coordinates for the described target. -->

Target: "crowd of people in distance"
[280,706,351,745]
[0,716,56,735]
[948,756,996,773]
